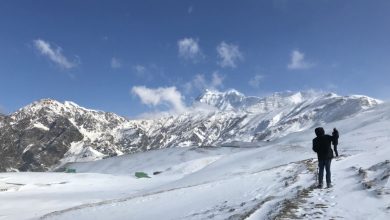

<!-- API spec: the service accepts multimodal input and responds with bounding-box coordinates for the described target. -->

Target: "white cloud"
[216,41,243,68]
[178,38,202,61]
[188,6,193,14]
[188,74,206,92]
[33,39,77,69]
[287,50,314,70]
[131,86,186,113]
[111,57,121,69]
[131,64,160,81]
[249,74,264,88]
[133,65,146,75]
[211,72,224,88]
[184,72,225,94]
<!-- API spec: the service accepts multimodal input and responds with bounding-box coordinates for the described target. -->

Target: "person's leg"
[334,144,338,157]
[318,160,325,187]
[325,159,332,187]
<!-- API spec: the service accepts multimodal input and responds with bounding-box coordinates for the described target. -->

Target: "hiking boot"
[316,184,323,189]
[327,183,332,188]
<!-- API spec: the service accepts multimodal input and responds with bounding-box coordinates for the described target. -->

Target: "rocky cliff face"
[0,116,83,171]
[0,91,382,171]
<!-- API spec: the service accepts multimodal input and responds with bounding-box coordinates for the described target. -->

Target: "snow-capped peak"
[196,90,318,112]
[196,89,250,111]
[286,92,304,104]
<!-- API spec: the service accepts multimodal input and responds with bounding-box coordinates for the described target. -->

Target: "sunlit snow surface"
[1,103,390,220]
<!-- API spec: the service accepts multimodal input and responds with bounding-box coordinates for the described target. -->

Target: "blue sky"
[1,0,390,117]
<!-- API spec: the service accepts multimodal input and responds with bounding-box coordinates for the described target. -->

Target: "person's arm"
[333,129,339,139]
[312,139,318,152]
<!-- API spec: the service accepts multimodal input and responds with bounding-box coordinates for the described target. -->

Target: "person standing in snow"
[312,127,335,188]
[332,128,339,157]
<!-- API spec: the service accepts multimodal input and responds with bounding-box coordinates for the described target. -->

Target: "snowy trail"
[298,156,390,220]
[261,152,390,220]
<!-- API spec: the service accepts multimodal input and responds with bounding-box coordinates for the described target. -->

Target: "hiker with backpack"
[332,128,339,157]
[312,127,338,188]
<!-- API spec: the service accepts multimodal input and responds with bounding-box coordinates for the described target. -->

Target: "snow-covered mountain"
[0,90,382,171]
[1,100,389,220]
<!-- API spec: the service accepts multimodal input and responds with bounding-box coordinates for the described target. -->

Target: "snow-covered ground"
[1,103,390,220]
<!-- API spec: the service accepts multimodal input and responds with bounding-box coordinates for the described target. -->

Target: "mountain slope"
[0,90,382,171]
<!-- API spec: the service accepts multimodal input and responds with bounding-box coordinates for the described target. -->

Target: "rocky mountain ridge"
[0,90,382,171]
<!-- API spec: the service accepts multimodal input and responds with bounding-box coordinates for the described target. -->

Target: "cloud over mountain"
[131,86,186,113]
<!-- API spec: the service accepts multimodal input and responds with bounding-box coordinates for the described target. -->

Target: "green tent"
[135,172,150,178]
[65,168,76,173]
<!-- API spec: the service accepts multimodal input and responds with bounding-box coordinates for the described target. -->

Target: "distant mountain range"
[0,90,382,171]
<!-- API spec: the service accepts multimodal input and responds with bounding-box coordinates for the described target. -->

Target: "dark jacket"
[332,129,339,145]
[313,134,334,160]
